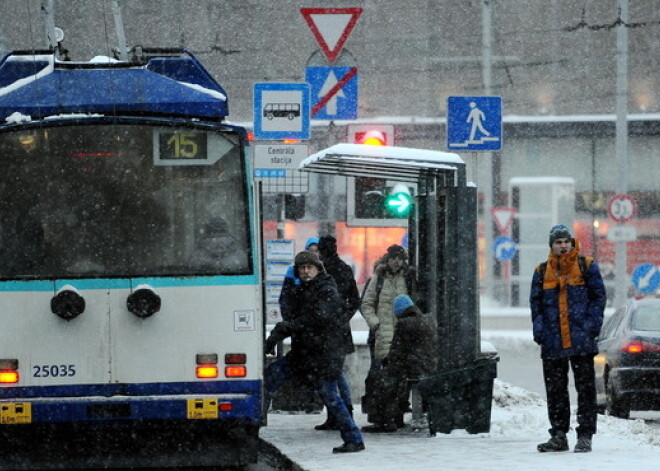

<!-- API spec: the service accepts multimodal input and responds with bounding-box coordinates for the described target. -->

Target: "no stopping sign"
[607,194,637,223]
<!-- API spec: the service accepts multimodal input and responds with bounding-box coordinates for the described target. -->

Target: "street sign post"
[491,206,517,234]
[305,66,358,119]
[493,236,517,262]
[253,144,309,178]
[607,194,637,223]
[607,225,637,242]
[631,263,660,294]
[253,83,310,140]
[300,7,363,63]
[447,96,502,151]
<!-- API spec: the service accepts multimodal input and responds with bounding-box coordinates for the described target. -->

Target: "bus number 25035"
[33,364,76,378]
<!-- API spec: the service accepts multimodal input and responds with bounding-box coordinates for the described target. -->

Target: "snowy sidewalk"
[260,380,660,471]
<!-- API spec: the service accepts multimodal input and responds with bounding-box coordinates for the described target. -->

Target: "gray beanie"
[548,224,572,247]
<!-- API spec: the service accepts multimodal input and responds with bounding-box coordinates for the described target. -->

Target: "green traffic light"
[385,192,413,217]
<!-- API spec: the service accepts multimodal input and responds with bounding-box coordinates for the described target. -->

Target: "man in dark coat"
[530,224,606,453]
[314,235,360,430]
[265,250,365,453]
[362,294,437,432]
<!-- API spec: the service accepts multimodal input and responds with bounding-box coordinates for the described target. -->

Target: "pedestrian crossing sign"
[447,96,502,151]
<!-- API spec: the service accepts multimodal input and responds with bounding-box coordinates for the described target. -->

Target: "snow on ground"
[261,379,660,471]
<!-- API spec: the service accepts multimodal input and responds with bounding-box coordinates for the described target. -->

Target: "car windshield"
[632,304,660,331]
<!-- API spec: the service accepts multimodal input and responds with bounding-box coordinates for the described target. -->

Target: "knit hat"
[305,237,320,250]
[392,294,414,317]
[386,244,407,260]
[548,224,573,247]
[294,250,325,272]
[318,235,338,258]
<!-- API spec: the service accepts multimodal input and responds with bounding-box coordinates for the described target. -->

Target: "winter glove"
[265,321,294,354]
[265,335,278,355]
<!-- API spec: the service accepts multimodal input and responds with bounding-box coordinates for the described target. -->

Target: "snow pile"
[5,111,31,123]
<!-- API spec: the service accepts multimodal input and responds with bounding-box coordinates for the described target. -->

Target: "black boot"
[314,416,339,431]
[537,431,569,452]
[332,442,365,453]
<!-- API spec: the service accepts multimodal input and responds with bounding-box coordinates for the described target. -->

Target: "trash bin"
[418,355,498,435]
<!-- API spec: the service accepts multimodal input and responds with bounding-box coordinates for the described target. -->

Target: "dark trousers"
[363,368,406,426]
[542,354,597,437]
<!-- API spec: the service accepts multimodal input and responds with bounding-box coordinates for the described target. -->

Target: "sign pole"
[614,0,629,308]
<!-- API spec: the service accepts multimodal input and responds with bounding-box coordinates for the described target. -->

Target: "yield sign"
[491,207,517,234]
[300,7,363,63]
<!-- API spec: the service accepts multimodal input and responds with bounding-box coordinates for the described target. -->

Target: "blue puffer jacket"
[529,242,606,360]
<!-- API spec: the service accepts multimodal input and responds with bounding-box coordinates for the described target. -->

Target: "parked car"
[595,297,660,418]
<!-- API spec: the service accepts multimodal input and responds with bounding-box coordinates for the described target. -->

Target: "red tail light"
[0,370,19,383]
[621,340,660,353]
[225,353,247,364]
[225,366,247,378]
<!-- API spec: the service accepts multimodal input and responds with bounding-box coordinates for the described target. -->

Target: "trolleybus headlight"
[126,285,161,318]
[50,285,85,320]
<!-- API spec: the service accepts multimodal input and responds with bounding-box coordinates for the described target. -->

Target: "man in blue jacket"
[530,224,606,453]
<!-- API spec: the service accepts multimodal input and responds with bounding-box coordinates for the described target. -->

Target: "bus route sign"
[253,83,311,140]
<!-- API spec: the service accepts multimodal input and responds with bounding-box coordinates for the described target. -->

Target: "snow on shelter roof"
[299,143,466,185]
[0,49,228,123]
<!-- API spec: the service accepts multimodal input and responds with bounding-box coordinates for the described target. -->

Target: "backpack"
[537,255,592,284]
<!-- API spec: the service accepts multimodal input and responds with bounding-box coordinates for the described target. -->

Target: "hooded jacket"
[529,239,606,359]
[360,260,417,360]
[386,304,437,379]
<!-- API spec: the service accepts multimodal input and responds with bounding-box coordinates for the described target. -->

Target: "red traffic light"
[355,129,388,146]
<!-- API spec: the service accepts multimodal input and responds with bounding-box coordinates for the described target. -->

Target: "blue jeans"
[266,354,363,444]
[337,371,353,409]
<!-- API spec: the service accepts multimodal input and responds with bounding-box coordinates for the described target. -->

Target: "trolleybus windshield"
[0,123,251,279]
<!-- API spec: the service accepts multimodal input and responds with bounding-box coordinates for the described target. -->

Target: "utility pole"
[482,0,495,301]
[614,0,629,308]
[111,0,129,61]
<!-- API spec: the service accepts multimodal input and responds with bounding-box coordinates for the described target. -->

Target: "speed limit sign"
[607,194,637,223]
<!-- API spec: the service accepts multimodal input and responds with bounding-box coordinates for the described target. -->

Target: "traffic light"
[384,184,414,217]
[350,178,414,225]
[347,124,394,146]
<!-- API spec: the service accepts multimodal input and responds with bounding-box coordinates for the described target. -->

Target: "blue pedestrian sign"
[631,263,660,294]
[253,83,311,140]
[447,96,502,151]
[493,236,517,262]
[306,66,358,120]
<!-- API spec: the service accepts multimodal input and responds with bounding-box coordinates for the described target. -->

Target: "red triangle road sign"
[491,207,517,234]
[300,7,363,63]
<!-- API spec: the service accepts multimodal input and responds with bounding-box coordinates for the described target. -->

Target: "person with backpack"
[530,224,606,454]
[360,244,417,369]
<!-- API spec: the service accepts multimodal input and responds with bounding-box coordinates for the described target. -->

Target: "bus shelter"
[300,144,498,434]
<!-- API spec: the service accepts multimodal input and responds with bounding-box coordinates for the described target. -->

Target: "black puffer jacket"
[269,273,346,381]
[319,237,360,354]
[386,304,437,379]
